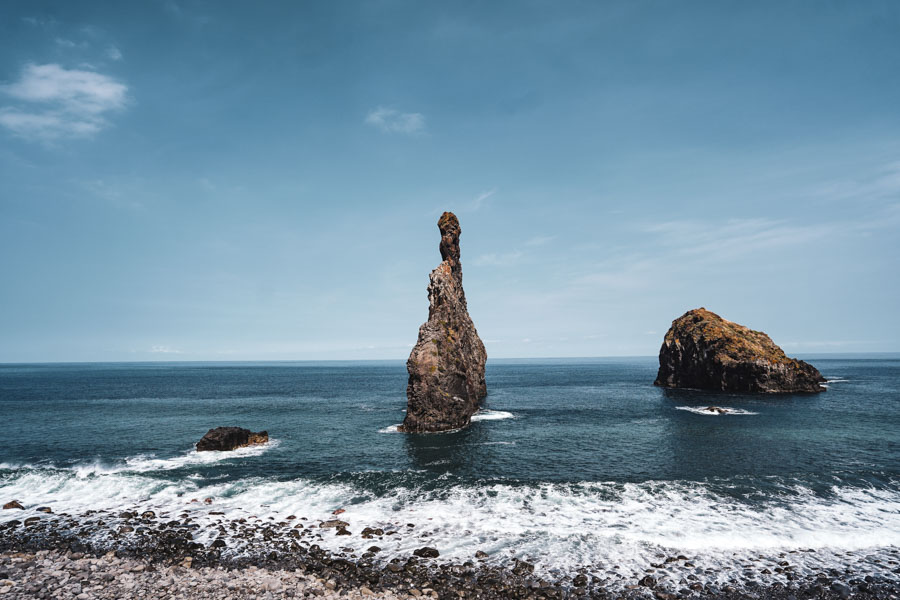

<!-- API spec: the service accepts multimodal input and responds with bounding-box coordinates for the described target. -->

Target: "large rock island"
[399,212,487,432]
[654,308,826,393]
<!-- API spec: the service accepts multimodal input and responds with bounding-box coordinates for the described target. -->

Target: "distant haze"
[1,2,899,362]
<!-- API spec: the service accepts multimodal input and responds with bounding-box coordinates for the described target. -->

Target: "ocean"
[1,357,899,590]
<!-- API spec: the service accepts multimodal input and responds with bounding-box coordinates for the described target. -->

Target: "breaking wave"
[675,406,758,416]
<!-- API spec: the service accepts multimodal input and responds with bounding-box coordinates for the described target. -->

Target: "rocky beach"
[2,504,900,600]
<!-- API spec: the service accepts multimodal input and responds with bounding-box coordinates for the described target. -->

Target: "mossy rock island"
[399,212,487,432]
[654,308,826,393]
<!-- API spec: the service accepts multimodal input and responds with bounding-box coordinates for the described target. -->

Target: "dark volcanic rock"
[399,212,487,433]
[196,427,268,452]
[654,308,826,393]
[2,501,24,510]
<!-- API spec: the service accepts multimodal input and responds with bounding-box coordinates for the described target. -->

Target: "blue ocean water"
[1,357,899,585]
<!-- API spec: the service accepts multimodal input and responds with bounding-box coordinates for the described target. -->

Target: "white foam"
[471,410,515,421]
[826,378,849,383]
[675,406,758,416]
[1,441,279,480]
[3,465,898,582]
[378,411,514,433]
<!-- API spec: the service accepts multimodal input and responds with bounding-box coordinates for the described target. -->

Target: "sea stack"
[654,308,826,393]
[399,212,487,432]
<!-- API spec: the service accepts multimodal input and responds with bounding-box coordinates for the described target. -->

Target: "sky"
[1,1,899,362]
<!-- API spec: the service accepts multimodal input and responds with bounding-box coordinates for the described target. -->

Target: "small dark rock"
[2,501,24,510]
[413,547,440,559]
[639,575,656,589]
[320,520,349,529]
[512,559,534,576]
[196,427,268,452]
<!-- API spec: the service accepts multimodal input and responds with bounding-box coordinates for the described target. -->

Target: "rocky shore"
[2,508,898,600]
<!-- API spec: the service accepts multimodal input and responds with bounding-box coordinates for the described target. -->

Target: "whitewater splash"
[379,410,515,432]
[675,406,758,416]
[2,454,899,588]
[470,410,515,421]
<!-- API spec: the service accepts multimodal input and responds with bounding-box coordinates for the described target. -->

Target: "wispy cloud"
[0,63,128,141]
[524,235,555,247]
[55,38,87,49]
[471,188,496,211]
[365,106,425,135]
[106,45,123,61]
[150,345,182,354]
[472,251,523,267]
[642,217,834,260]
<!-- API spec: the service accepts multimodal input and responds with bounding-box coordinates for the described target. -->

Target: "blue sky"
[1,1,899,361]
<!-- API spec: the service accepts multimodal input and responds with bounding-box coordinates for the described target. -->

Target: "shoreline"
[2,508,897,599]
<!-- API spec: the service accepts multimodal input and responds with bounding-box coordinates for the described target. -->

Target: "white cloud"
[55,38,85,48]
[472,251,523,267]
[524,235,555,246]
[0,63,128,141]
[106,45,123,61]
[150,345,182,354]
[365,106,425,135]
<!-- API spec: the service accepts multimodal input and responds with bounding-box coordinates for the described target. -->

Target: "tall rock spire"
[399,212,487,432]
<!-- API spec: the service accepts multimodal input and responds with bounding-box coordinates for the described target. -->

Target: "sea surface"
[1,357,899,588]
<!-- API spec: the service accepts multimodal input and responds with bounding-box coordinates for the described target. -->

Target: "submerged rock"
[399,212,487,433]
[196,427,268,452]
[654,308,826,393]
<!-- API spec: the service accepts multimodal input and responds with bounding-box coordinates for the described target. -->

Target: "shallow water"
[1,357,899,586]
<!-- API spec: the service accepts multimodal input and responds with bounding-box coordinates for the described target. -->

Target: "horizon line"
[1,351,898,366]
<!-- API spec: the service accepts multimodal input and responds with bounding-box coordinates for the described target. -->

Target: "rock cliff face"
[196,427,269,452]
[654,308,825,393]
[399,212,487,432]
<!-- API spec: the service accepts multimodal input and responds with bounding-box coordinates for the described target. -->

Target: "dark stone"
[319,520,349,529]
[639,575,656,588]
[2,501,24,510]
[511,560,534,576]
[654,308,826,393]
[413,547,440,559]
[572,574,588,587]
[36,507,52,513]
[196,427,268,452]
[399,212,487,433]
[475,551,488,559]
[832,582,852,599]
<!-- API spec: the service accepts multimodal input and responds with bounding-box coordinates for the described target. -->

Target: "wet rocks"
[196,427,269,452]
[413,547,440,559]
[2,502,23,510]
[400,212,488,433]
[654,308,826,393]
